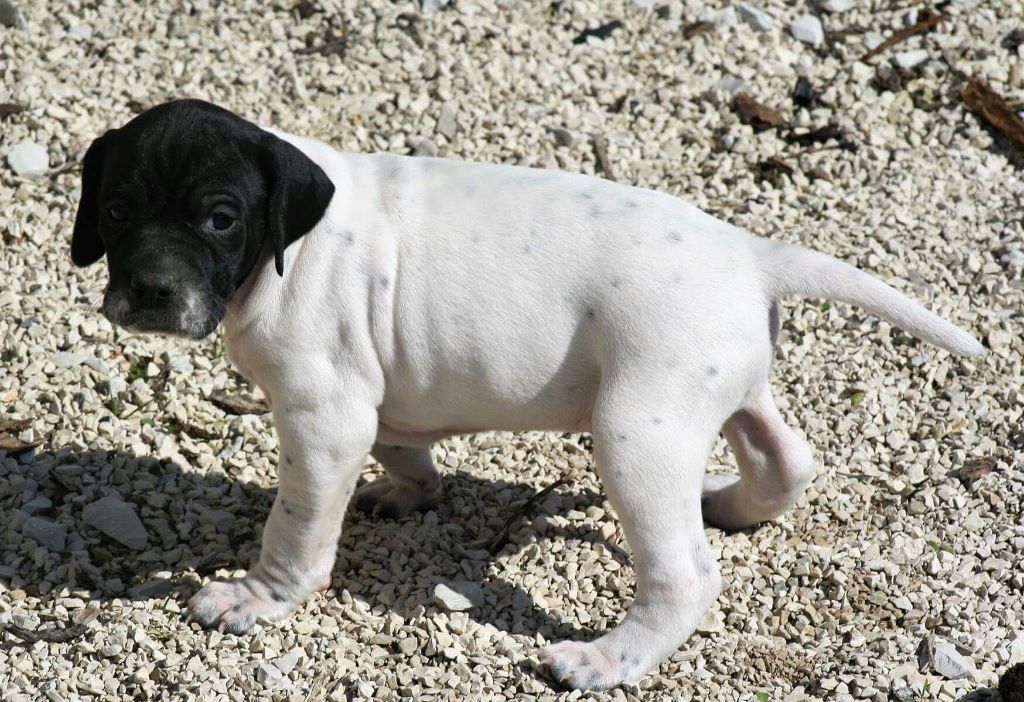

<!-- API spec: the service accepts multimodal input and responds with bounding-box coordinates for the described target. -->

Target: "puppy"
[70,100,982,690]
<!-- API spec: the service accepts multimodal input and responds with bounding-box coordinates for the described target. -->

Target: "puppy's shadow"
[4,445,627,646]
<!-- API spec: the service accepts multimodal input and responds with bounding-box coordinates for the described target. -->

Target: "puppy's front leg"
[189,390,376,634]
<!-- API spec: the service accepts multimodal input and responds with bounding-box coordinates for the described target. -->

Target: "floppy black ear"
[261,136,335,276]
[71,133,111,267]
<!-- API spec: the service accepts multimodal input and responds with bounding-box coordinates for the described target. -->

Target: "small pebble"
[737,4,774,31]
[790,15,824,47]
[7,141,49,178]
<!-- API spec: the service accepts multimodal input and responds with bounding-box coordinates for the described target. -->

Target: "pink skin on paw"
[187,577,296,635]
[539,640,631,691]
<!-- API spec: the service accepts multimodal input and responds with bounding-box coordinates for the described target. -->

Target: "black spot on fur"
[378,275,391,289]
[652,417,663,425]
[343,231,355,245]
[614,431,628,442]
[285,456,293,465]
[706,366,718,377]
[230,603,243,612]
[271,590,287,602]
[579,653,590,668]
[283,504,293,516]
[523,244,532,254]
[624,199,638,208]
[667,231,683,243]
[578,191,594,201]
[586,308,596,320]
[587,205,602,219]
[611,278,623,289]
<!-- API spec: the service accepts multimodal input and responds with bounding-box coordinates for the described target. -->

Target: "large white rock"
[255,661,285,689]
[932,641,977,680]
[433,581,483,611]
[790,15,825,47]
[274,649,303,675]
[82,495,148,550]
[7,141,49,178]
[737,4,774,31]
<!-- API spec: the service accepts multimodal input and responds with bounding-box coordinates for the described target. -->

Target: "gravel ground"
[2,0,1023,700]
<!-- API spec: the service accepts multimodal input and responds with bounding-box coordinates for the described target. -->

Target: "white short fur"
[187,129,982,690]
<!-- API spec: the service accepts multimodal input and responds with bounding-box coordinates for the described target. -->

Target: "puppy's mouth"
[102,291,223,340]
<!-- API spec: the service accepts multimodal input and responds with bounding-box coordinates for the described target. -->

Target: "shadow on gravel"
[6,445,627,648]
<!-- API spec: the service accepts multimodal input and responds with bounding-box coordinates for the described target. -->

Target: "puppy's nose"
[129,272,176,308]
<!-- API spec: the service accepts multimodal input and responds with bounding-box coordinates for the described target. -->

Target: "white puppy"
[210,133,979,689]
[71,101,981,691]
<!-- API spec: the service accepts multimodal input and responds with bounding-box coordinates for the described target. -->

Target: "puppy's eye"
[207,213,235,231]
[106,205,129,223]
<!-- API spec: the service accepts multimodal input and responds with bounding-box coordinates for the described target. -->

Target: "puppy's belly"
[376,369,598,444]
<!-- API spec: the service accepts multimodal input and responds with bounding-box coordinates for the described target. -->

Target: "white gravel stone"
[698,6,736,27]
[932,641,977,680]
[274,649,303,674]
[67,24,92,40]
[6,141,49,178]
[817,0,854,11]
[893,49,930,69]
[255,661,285,689]
[435,104,457,140]
[737,4,773,31]
[433,582,484,612]
[790,15,824,47]
[82,496,148,550]
[167,355,193,373]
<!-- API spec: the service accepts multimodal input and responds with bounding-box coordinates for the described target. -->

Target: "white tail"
[759,240,983,356]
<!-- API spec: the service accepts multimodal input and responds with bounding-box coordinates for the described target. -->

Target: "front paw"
[355,476,440,519]
[188,574,299,634]
[539,640,634,691]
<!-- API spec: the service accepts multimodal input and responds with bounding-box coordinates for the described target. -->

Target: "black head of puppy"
[71,99,334,339]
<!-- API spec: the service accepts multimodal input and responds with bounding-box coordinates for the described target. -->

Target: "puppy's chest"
[223,330,280,398]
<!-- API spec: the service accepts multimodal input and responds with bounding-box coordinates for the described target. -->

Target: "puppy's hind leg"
[540,389,724,690]
[355,443,441,519]
[701,382,815,531]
